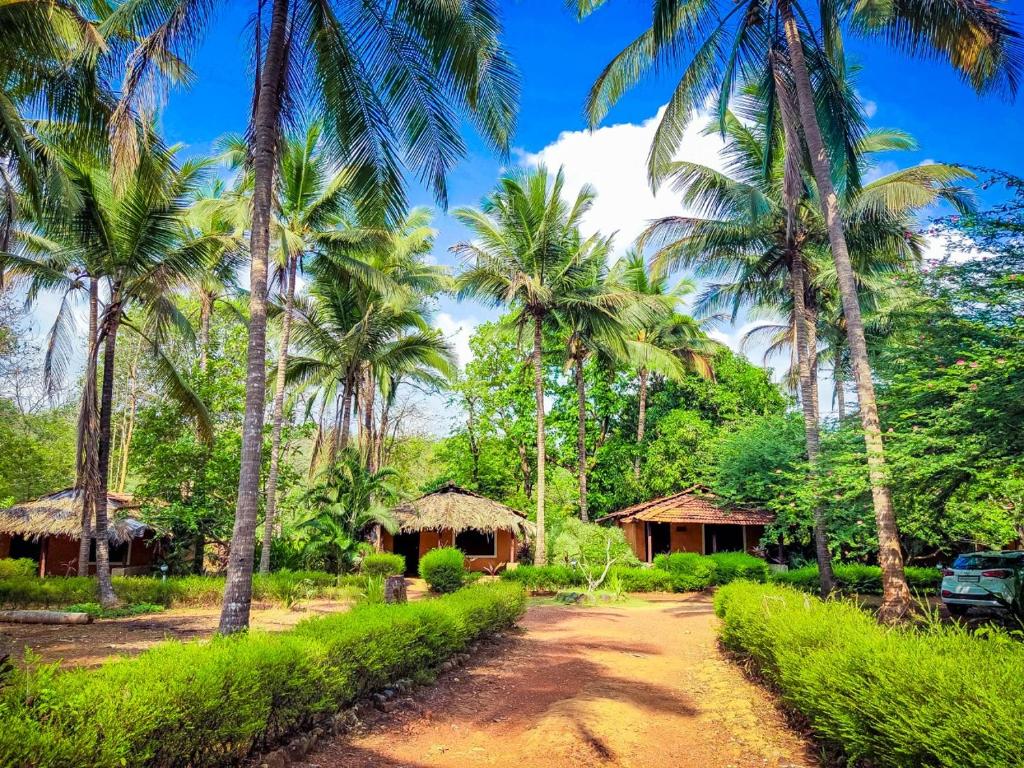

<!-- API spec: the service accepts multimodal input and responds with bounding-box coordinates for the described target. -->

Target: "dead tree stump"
[385,576,407,604]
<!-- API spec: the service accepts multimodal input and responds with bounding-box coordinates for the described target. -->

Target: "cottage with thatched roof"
[381,483,532,575]
[603,485,773,562]
[0,488,163,576]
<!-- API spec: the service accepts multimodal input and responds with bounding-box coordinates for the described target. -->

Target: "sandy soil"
[306,593,816,768]
[0,599,353,668]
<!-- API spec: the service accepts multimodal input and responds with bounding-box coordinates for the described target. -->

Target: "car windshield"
[952,553,1024,571]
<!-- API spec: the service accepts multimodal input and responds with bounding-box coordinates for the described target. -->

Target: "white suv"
[940,551,1024,616]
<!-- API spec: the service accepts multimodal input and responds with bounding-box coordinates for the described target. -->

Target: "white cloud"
[516,107,727,254]
[920,231,989,265]
[863,100,878,119]
[435,311,478,368]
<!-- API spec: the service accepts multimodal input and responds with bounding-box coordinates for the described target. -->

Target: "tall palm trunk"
[531,313,547,565]
[116,350,140,492]
[77,277,99,575]
[362,368,376,472]
[790,249,835,595]
[779,1,910,619]
[259,254,297,573]
[835,353,846,419]
[219,0,290,635]
[574,355,589,522]
[198,292,212,373]
[94,293,122,608]
[339,371,354,451]
[633,367,649,478]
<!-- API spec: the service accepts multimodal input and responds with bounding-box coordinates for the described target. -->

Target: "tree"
[454,166,613,564]
[582,0,1021,619]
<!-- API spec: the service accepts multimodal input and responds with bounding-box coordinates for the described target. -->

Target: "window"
[455,529,497,557]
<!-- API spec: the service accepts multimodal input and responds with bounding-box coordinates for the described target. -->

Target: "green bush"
[0,583,525,768]
[714,582,1023,768]
[0,558,37,579]
[608,566,674,592]
[499,565,584,592]
[653,552,718,591]
[419,547,466,593]
[360,553,405,578]
[707,552,768,584]
[770,564,941,595]
[64,603,165,619]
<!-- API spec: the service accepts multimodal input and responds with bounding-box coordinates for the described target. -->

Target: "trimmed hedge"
[714,582,1023,768]
[707,552,768,584]
[0,570,360,610]
[360,553,405,578]
[419,547,465,593]
[653,552,718,591]
[770,564,941,595]
[0,583,525,768]
[608,566,674,592]
[500,565,584,592]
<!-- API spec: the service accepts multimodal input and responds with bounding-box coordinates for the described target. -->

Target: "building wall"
[621,521,646,561]
[0,533,10,559]
[744,525,766,555]
[670,524,702,554]
[381,528,518,572]
[617,520,767,560]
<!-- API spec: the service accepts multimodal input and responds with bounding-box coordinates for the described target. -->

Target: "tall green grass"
[0,583,525,768]
[715,582,1024,768]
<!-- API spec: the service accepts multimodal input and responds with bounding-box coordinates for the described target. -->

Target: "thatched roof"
[391,483,532,536]
[0,488,152,544]
[603,485,774,526]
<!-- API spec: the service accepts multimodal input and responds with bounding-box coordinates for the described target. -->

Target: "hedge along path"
[309,593,816,768]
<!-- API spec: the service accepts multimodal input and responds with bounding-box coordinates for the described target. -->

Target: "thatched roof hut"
[0,488,151,544]
[391,483,532,537]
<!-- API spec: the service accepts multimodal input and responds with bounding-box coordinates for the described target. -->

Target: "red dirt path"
[305,593,816,768]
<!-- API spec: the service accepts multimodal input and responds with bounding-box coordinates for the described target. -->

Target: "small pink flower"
[970,383,979,391]
[969,361,979,368]
[956,359,967,366]
[997,358,1007,365]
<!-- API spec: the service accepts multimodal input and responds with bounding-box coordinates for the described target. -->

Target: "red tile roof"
[602,485,773,526]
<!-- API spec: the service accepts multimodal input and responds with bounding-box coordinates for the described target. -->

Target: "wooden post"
[39,537,47,577]
[645,523,652,563]
[384,576,407,604]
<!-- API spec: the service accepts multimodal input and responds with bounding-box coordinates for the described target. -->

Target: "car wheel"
[946,603,969,617]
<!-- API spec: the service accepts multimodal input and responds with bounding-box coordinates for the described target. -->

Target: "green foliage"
[64,603,165,619]
[771,564,941,595]
[608,566,674,592]
[715,582,1024,768]
[361,575,386,605]
[0,558,38,579]
[0,584,525,768]
[500,565,585,591]
[0,400,77,504]
[549,519,638,589]
[419,547,466,593]
[652,553,719,591]
[707,552,769,584]
[360,553,405,578]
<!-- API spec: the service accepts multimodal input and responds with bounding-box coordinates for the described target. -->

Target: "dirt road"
[308,593,815,768]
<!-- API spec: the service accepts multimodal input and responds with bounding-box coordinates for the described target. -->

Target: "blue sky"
[26,0,1024,419]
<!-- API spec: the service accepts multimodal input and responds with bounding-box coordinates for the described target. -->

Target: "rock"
[379,699,398,713]
[382,687,397,699]
[332,712,353,735]
[439,660,454,673]
[262,748,289,768]
[384,575,407,603]
[372,693,389,708]
[286,737,309,761]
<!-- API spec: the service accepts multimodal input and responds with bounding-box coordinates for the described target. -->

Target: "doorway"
[392,532,421,576]
[703,525,744,554]
[647,522,672,561]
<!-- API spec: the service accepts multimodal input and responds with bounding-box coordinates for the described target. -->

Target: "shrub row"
[0,570,363,610]
[0,558,37,579]
[419,547,466,593]
[0,582,526,768]
[770,564,941,595]
[714,582,1023,768]
[360,553,405,578]
[653,551,768,591]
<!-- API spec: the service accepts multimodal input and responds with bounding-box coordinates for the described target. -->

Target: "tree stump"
[385,576,407,604]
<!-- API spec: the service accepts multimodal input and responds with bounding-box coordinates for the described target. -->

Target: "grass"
[63,602,165,619]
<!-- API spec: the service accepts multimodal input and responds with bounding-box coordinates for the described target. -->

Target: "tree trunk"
[531,313,547,565]
[116,349,139,493]
[633,367,649,478]
[199,292,212,373]
[834,344,847,419]
[77,278,99,576]
[779,1,910,620]
[362,368,376,473]
[518,443,532,500]
[192,533,206,575]
[575,356,589,522]
[338,371,354,454]
[790,249,835,596]
[94,294,121,608]
[219,0,290,635]
[259,254,297,574]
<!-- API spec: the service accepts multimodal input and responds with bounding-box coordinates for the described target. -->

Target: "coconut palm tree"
[609,252,717,479]
[455,166,637,563]
[643,101,972,595]
[582,0,1020,619]
[99,0,518,634]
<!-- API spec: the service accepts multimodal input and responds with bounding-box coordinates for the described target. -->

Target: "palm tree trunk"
[219,0,290,635]
[116,352,139,493]
[192,533,206,575]
[532,313,547,565]
[77,278,99,576]
[199,292,212,372]
[94,295,122,608]
[574,356,589,522]
[259,254,297,574]
[362,369,376,473]
[339,372,354,451]
[779,1,910,620]
[633,367,649,478]
[835,359,846,419]
[790,250,835,596]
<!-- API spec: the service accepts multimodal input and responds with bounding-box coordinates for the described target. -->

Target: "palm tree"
[643,101,972,595]
[455,166,631,563]
[609,252,717,479]
[583,0,1019,619]
[101,0,518,634]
